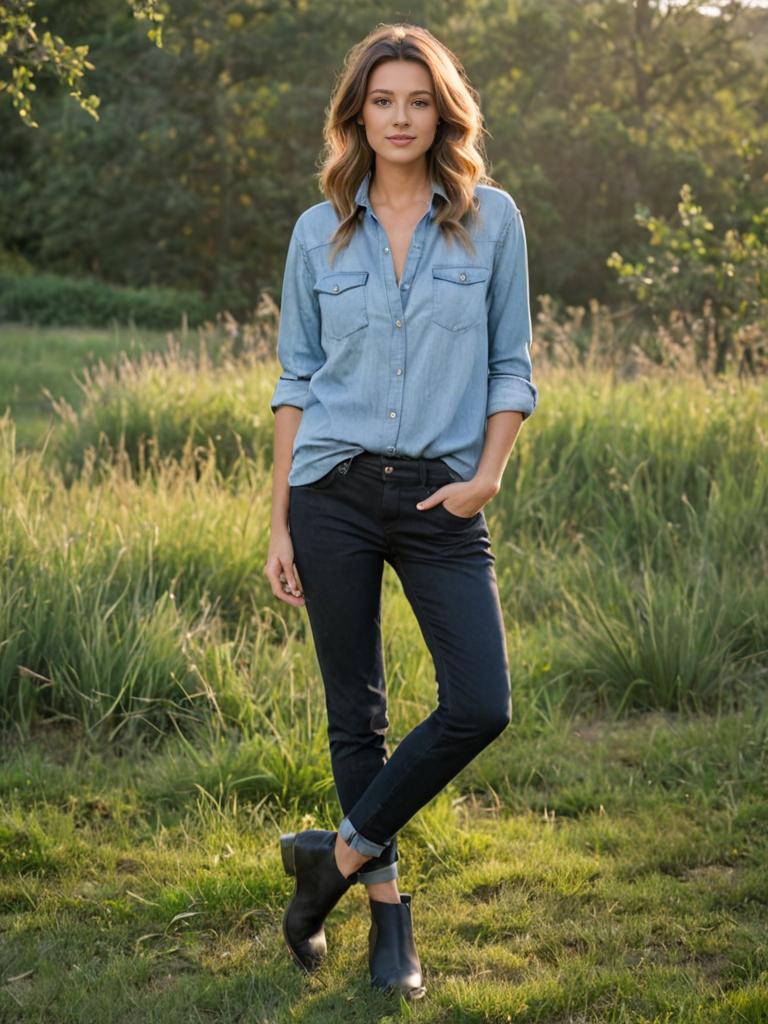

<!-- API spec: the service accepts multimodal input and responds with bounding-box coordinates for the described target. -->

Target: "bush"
[0,271,221,329]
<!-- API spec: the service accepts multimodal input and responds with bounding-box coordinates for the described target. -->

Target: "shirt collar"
[355,169,448,219]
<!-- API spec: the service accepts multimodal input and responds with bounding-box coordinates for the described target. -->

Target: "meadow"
[0,321,766,1023]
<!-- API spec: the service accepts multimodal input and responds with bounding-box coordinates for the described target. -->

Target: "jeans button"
[384,465,394,474]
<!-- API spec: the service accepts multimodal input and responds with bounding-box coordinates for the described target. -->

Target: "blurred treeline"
[1,0,767,315]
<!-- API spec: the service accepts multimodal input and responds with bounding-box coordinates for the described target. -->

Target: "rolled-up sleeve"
[269,217,324,413]
[486,201,538,420]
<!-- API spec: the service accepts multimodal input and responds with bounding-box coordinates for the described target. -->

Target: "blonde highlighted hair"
[317,23,502,263]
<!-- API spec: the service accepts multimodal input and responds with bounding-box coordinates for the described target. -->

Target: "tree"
[607,183,768,373]
[0,0,165,126]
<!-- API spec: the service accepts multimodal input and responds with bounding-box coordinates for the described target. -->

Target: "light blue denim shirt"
[270,169,538,486]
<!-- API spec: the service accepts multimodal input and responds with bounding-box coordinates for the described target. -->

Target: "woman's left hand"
[416,479,498,519]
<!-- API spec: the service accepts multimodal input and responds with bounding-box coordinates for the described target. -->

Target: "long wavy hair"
[317,23,502,265]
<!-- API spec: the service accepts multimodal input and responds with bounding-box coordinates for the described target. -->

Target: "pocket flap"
[432,265,490,285]
[314,271,369,294]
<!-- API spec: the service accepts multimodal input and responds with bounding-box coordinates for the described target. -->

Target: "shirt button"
[384,246,390,253]
[389,410,397,418]
[386,446,395,452]
[395,368,402,375]
[395,319,402,327]
[402,283,409,289]
[459,272,467,282]
[332,284,340,292]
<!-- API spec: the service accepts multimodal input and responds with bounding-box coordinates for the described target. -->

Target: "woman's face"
[356,59,440,169]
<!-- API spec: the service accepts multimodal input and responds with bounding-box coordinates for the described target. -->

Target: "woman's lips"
[387,137,415,146]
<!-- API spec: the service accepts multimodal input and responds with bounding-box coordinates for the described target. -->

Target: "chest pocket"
[431,265,491,333]
[314,271,369,340]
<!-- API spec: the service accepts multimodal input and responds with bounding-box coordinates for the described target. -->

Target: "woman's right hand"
[265,528,305,607]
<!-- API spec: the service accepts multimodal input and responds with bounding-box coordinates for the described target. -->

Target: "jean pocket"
[438,460,465,483]
[423,483,481,528]
[303,455,357,490]
[431,265,490,333]
[314,270,369,340]
[434,502,481,527]
[305,466,340,490]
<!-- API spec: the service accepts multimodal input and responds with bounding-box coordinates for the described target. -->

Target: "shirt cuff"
[270,375,311,413]
[487,375,538,419]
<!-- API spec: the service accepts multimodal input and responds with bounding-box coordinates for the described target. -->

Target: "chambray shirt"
[270,169,538,486]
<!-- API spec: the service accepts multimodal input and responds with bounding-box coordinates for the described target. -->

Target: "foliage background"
[1,0,767,316]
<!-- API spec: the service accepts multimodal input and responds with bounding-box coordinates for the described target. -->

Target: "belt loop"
[418,460,426,487]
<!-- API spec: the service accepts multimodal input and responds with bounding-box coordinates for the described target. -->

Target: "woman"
[265,22,538,1000]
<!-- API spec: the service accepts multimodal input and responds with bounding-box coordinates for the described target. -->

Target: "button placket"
[378,213,428,455]
[378,226,407,453]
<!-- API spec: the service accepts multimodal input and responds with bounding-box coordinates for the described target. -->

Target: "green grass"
[0,324,766,1020]
[1,711,766,1022]
[0,323,209,450]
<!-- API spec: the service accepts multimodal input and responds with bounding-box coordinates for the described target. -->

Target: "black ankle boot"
[280,829,356,973]
[368,893,426,1000]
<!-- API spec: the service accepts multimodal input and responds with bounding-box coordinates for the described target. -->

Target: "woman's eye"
[373,98,429,107]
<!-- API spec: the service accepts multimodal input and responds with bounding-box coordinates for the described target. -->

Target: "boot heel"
[280,832,297,876]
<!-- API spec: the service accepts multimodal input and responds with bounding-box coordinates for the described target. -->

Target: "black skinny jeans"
[287,451,511,885]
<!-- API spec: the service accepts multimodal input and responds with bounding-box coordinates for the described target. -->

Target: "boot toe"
[282,909,327,973]
[371,971,426,1000]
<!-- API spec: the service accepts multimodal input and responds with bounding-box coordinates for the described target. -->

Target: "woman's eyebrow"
[368,89,434,96]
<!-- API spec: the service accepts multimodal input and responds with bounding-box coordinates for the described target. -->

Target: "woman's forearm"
[271,405,303,531]
[473,410,524,496]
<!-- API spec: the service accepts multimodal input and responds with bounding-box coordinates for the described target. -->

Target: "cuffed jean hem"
[356,862,399,885]
[338,815,388,857]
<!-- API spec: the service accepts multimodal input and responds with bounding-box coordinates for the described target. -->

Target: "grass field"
[0,324,180,450]
[0,323,766,1022]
